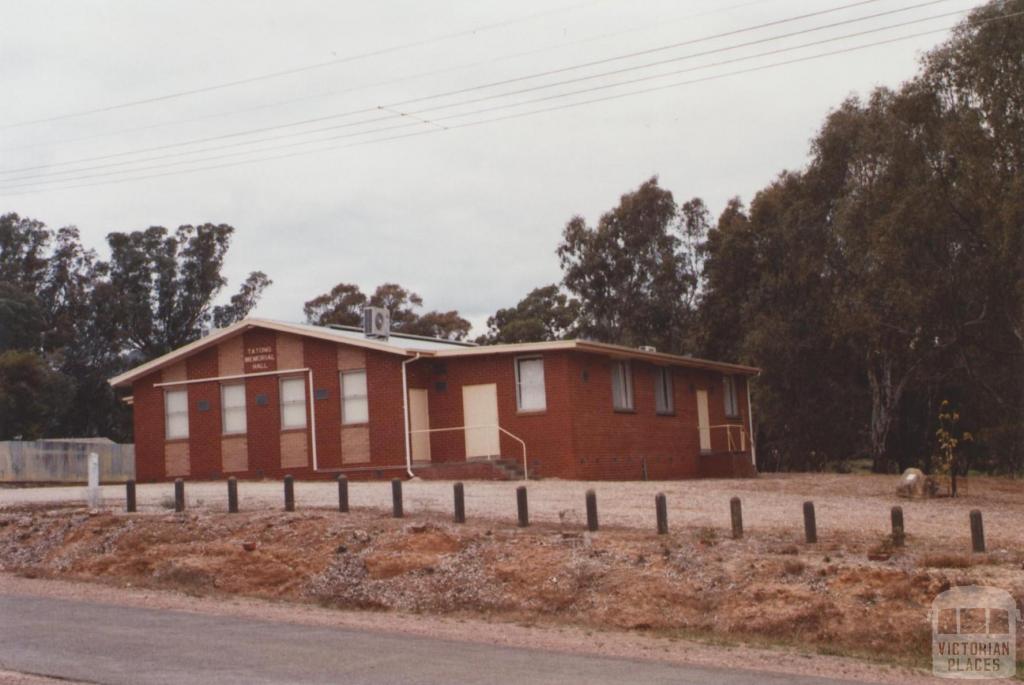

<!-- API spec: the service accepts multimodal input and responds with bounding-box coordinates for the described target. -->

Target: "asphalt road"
[0,594,865,685]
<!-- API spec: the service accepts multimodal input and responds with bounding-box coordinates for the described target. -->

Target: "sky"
[0,0,984,335]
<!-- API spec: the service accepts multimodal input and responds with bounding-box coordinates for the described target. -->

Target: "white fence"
[0,440,135,483]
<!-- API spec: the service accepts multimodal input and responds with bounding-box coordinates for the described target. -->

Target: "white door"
[696,389,711,452]
[462,383,500,458]
[409,389,431,462]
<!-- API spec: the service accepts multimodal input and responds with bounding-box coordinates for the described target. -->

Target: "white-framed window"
[723,375,740,417]
[280,376,307,429]
[221,382,247,435]
[164,389,189,440]
[515,356,546,412]
[611,360,634,411]
[654,367,674,414]
[341,369,369,424]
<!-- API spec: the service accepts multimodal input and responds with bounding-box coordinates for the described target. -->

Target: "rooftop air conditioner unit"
[639,345,657,353]
[363,307,390,339]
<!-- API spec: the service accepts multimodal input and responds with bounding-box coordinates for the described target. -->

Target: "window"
[221,383,246,435]
[280,377,307,429]
[341,369,369,424]
[515,357,546,412]
[723,375,740,417]
[165,389,189,440]
[654,368,674,414]
[611,360,634,411]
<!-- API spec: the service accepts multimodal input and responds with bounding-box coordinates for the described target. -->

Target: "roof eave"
[108,318,427,389]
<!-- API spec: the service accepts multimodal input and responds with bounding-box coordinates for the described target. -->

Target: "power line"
[8,13,1015,197]
[0,0,783,153]
[0,0,607,130]
[0,0,894,176]
[0,2,970,186]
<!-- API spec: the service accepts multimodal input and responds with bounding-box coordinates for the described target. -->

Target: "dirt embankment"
[1,504,1022,670]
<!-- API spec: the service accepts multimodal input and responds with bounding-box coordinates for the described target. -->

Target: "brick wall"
[565,353,753,480]
[243,328,280,477]
[410,351,575,479]
[132,371,165,481]
[185,347,221,478]
[127,326,755,482]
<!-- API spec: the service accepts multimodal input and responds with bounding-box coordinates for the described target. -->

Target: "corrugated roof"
[109,317,759,388]
[287,322,475,352]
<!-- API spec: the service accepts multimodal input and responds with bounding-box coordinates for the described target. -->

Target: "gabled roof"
[109,317,758,388]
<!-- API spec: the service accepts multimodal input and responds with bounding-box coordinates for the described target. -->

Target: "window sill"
[281,426,308,433]
[516,409,547,416]
[724,414,742,421]
[221,432,247,438]
[165,437,189,443]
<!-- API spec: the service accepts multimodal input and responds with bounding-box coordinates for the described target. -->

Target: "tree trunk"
[867,353,909,474]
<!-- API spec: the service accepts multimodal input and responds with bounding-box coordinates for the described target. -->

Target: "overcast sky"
[0,0,981,334]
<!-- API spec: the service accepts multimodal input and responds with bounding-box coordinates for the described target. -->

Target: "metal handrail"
[407,424,529,480]
[706,423,747,453]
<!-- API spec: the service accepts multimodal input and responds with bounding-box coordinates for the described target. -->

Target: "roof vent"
[639,345,657,353]
[362,307,390,340]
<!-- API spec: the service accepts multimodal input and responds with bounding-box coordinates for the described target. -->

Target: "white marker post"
[86,452,101,509]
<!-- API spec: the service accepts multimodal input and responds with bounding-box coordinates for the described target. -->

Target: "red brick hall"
[110,310,760,482]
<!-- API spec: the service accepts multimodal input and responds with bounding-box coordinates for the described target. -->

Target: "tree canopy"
[304,282,471,340]
[0,216,270,441]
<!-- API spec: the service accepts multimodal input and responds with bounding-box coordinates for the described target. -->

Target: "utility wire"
[0,0,783,153]
[0,1,609,131]
[0,2,968,186]
[7,11,1018,197]
[0,0,894,176]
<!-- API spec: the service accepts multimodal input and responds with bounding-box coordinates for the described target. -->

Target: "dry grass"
[918,553,974,569]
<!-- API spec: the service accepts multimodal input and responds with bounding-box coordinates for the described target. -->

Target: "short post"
[86,452,101,509]
[803,501,817,544]
[391,478,403,518]
[890,506,904,547]
[655,493,668,535]
[585,489,598,532]
[516,485,529,527]
[125,479,136,513]
[174,478,185,513]
[283,475,295,512]
[730,496,743,539]
[227,477,239,514]
[641,457,649,481]
[337,474,349,513]
[970,509,985,553]
[453,482,466,524]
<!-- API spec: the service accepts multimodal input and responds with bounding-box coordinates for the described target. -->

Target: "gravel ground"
[2,473,1021,547]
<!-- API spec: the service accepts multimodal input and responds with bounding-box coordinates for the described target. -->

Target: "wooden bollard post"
[284,475,295,512]
[585,490,598,532]
[337,475,349,513]
[890,506,904,547]
[174,478,185,512]
[803,501,817,543]
[453,482,466,524]
[970,509,985,553]
[655,493,668,535]
[392,478,403,518]
[730,496,743,539]
[516,485,529,527]
[227,477,239,513]
[125,480,136,513]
